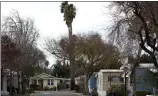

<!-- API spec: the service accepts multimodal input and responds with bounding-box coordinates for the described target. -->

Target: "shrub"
[52,86,57,91]
[44,86,49,91]
[75,85,80,92]
[40,87,43,91]
[107,84,125,96]
[29,88,34,93]
[136,91,150,96]
[30,84,40,90]
[91,88,98,96]
[26,87,34,93]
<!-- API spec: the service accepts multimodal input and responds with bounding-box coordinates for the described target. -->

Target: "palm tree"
[60,1,76,90]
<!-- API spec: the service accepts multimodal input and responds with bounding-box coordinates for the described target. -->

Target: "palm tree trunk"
[68,25,75,90]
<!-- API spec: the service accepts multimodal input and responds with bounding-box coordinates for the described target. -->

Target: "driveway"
[31,91,81,96]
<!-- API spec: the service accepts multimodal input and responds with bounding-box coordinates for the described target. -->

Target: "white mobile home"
[96,69,124,96]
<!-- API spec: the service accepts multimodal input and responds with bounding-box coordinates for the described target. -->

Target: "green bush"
[30,84,40,90]
[136,91,150,96]
[44,86,49,91]
[30,88,34,93]
[52,86,57,91]
[91,88,98,96]
[75,85,80,92]
[107,84,126,96]
[27,88,34,93]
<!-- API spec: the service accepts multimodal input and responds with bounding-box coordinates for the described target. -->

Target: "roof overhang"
[100,69,124,73]
[30,73,71,80]
[30,73,55,79]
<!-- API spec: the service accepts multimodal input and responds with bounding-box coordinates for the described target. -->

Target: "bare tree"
[1,35,21,95]
[1,10,46,94]
[45,32,122,94]
[108,2,158,95]
[76,32,122,94]
[45,36,69,62]
[109,1,158,68]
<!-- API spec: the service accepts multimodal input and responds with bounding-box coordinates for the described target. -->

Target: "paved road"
[31,91,81,96]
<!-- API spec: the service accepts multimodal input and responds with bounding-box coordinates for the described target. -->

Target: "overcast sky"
[1,2,112,68]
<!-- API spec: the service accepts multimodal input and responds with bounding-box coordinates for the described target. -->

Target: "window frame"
[47,80,51,85]
[51,80,54,85]
[108,76,121,82]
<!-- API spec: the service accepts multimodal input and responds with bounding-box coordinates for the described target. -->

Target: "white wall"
[97,71,107,96]
[43,79,47,87]
[53,79,58,87]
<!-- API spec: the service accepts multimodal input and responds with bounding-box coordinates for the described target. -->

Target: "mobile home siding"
[135,68,155,94]
[102,72,123,91]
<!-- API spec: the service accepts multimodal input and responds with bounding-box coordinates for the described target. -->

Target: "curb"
[73,93,82,95]
[73,92,87,96]
[30,93,35,96]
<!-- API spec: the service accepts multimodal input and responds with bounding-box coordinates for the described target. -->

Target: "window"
[112,77,120,82]
[51,80,54,85]
[48,80,54,85]
[108,76,122,82]
[48,80,51,85]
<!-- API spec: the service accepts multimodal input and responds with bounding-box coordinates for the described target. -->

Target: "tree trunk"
[69,25,75,90]
[132,69,136,96]
[9,70,13,96]
[1,77,3,91]
[9,58,14,96]
[17,58,20,95]
[1,67,3,91]
[21,72,25,94]
[85,73,89,95]
[17,72,20,95]
[132,46,142,96]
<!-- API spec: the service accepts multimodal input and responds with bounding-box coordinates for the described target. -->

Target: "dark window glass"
[48,80,50,85]
[51,80,54,85]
